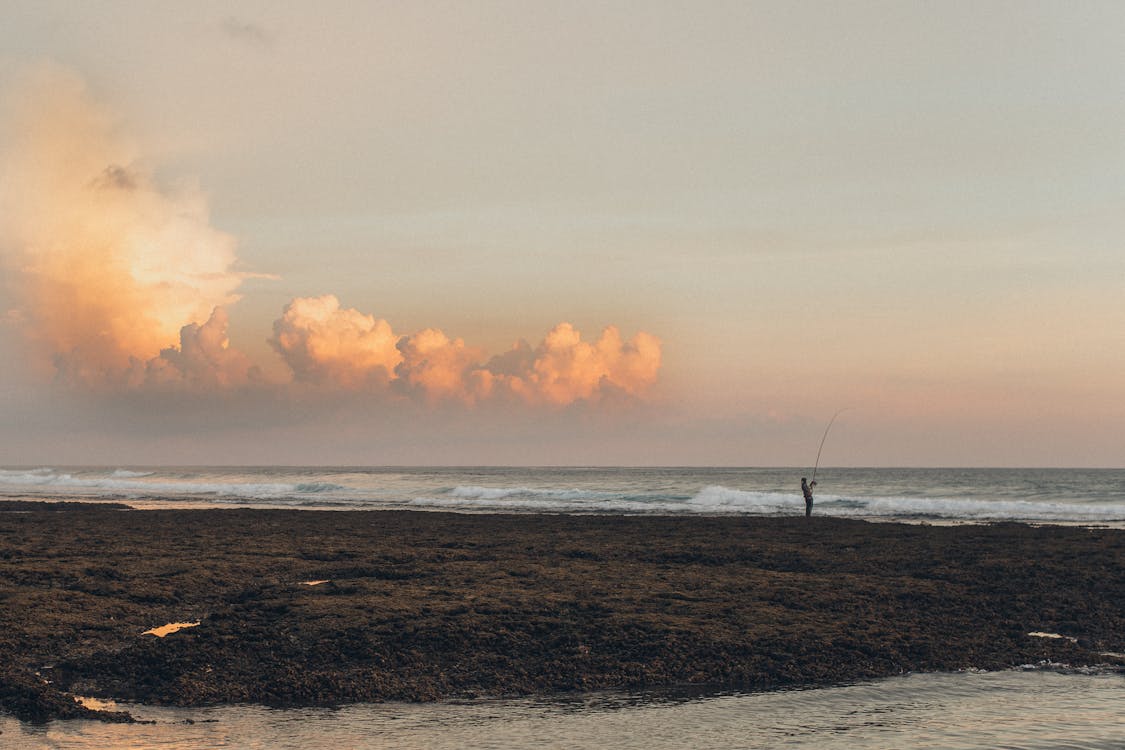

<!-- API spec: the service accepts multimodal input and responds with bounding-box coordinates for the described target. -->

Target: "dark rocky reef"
[1,504,1122,723]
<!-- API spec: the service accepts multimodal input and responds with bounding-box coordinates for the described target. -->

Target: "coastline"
[1,503,1123,724]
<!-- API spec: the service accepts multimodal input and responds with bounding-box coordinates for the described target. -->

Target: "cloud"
[267,296,661,407]
[270,295,402,388]
[0,67,662,409]
[0,66,245,380]
[396,327,488,403]
[130,307,259,390]
[496,323,663,406]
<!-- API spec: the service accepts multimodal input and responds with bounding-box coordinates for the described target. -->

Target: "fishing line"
[811,407,851,485]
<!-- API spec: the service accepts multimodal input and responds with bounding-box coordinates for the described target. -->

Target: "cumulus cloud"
[270,295,402,388]
[267,296,661,406]
[0,67,662,408]
[495,323,662,406]
[130,307,258,389]
[396,328,488,403]
[0,66,245,381]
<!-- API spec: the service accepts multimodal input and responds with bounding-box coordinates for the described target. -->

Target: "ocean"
[2,465,1123,748]
[1,465,1123,524]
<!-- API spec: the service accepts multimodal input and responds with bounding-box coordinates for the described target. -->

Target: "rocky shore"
[1,504,1123,723]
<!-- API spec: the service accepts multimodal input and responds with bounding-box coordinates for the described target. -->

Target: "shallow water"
[4,669,1123,750]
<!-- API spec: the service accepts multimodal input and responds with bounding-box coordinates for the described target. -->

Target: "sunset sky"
[1,2,1123,467]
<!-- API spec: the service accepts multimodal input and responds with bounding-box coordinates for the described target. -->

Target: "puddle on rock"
[143,621,201,638]
[77,696,121,711]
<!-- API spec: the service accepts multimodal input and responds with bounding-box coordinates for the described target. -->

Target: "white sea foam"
[824,493,1125,522]
[413,495,594,512]
[451,485,614,502]
[679,484,1121,523]
[416,486,646,513]
[294,482,345,493]
[0,468,345,501]
[686,486,800,513]
[417,485,784,515]
[0,468,57,484]
[417,483,1125,522]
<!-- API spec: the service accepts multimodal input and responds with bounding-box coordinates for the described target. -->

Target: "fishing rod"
[811,408,850,485]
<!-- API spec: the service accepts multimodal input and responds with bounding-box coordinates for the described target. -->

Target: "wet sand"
[1,503,1123,723]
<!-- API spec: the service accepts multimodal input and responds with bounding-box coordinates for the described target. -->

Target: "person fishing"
[801,477,816,517]
[804,408,847,519]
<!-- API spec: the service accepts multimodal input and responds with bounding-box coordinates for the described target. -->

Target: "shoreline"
[2,502,1123,723]
[4,497,1123,530]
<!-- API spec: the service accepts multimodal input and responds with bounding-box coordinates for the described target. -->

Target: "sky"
[1,1,1123,467]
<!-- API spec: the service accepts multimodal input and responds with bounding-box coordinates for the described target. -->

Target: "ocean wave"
[294,482,347,493]
[0,467,58,484]
[846,494,1125,522]
[684,486,1125,522]
[402,484,678,514]
[450,485,614,502]
[110,469,154,478]
[207,496,360,509]
[686,486,800,513]
[414,496,590,512]
[0,468,344,500]
[420,484,1125,522]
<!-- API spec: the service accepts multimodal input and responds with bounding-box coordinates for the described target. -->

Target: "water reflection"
[3,669,1123,750]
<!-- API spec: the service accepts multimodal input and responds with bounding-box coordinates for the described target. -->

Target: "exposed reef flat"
[1,504,1122,723]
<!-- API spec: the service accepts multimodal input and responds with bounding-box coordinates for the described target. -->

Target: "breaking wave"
[685,485,1125,523]
[415,483,1125,522]
[450,485,620,502]
[0,468,346,502]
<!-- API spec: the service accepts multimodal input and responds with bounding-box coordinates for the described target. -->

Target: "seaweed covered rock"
[1,505,1123,722]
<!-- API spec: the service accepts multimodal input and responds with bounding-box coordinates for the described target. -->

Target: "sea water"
[1,466,1123,524]
[2,669,1123,749]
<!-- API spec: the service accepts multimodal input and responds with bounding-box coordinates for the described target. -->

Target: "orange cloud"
[0,66,244,379]
[267,297,661,406]
[396,327,487,403]
[129,307,258,390]
[511,323,662,406]
[0,68,662,407]
[270,295,402,388]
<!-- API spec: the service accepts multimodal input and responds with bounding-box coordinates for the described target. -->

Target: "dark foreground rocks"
[1,505,1123,723]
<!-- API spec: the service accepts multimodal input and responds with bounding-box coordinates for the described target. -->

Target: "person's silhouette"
[801,477,816,517]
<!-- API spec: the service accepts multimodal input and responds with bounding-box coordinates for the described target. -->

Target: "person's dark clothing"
[801,478,814,517]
